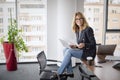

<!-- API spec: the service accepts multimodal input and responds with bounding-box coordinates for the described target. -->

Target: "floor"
[0,63,82,80]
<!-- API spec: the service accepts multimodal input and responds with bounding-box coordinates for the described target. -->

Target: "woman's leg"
[57,49,83,74]
[66,59,72,73]
[63,48,73,73]
[66,49,83,73]
[63,48,69,55]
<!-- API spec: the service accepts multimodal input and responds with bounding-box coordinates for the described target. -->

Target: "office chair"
[78,63,96,80]
[96,44,116,63]
[37,51,73,80]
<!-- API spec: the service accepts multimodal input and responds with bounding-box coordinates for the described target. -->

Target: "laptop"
[59,39,79,50]
[59,39,70,48]
[97,44,116,55]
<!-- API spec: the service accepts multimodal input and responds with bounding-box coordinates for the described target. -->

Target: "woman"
[57,12,96,76]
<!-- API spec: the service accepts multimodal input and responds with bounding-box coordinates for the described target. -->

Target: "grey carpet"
[0,63,81,80]
[0,63,40,80]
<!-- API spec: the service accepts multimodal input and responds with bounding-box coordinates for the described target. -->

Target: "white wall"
[57,0,76,61]
[47,0,58,59]
[47,0,84,61]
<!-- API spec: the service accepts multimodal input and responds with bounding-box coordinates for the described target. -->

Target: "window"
[107,0,120,30]
[106,0,120,56]
[84,0,104,44]
[84,0,120,56]
[0,0,47,63]
[0,8,3,12]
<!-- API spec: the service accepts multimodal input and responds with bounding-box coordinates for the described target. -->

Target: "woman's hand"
[77,43,85,49]
[69,44,78,49]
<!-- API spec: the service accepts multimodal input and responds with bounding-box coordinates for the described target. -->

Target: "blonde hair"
[72,12,89,32]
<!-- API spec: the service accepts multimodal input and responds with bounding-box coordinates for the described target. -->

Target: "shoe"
[66,73,74,78]
[60,72,74,78]
[50,74,58,79]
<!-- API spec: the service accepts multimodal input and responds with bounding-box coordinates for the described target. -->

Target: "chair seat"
[46,64,59,71]
[40,71,54,80]
[40,64,59,80]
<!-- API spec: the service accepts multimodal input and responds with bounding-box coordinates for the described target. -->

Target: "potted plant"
[0,10,28,71]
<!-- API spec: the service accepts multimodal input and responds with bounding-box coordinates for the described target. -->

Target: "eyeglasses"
[75,18,84,21]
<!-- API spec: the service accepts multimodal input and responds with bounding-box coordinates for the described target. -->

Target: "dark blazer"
[75,27,96,60]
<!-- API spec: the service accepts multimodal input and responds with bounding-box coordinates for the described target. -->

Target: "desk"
[93,61,120,80]
[82,57,120,80]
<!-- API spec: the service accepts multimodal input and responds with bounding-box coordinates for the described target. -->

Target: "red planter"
[3,42,17,71]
